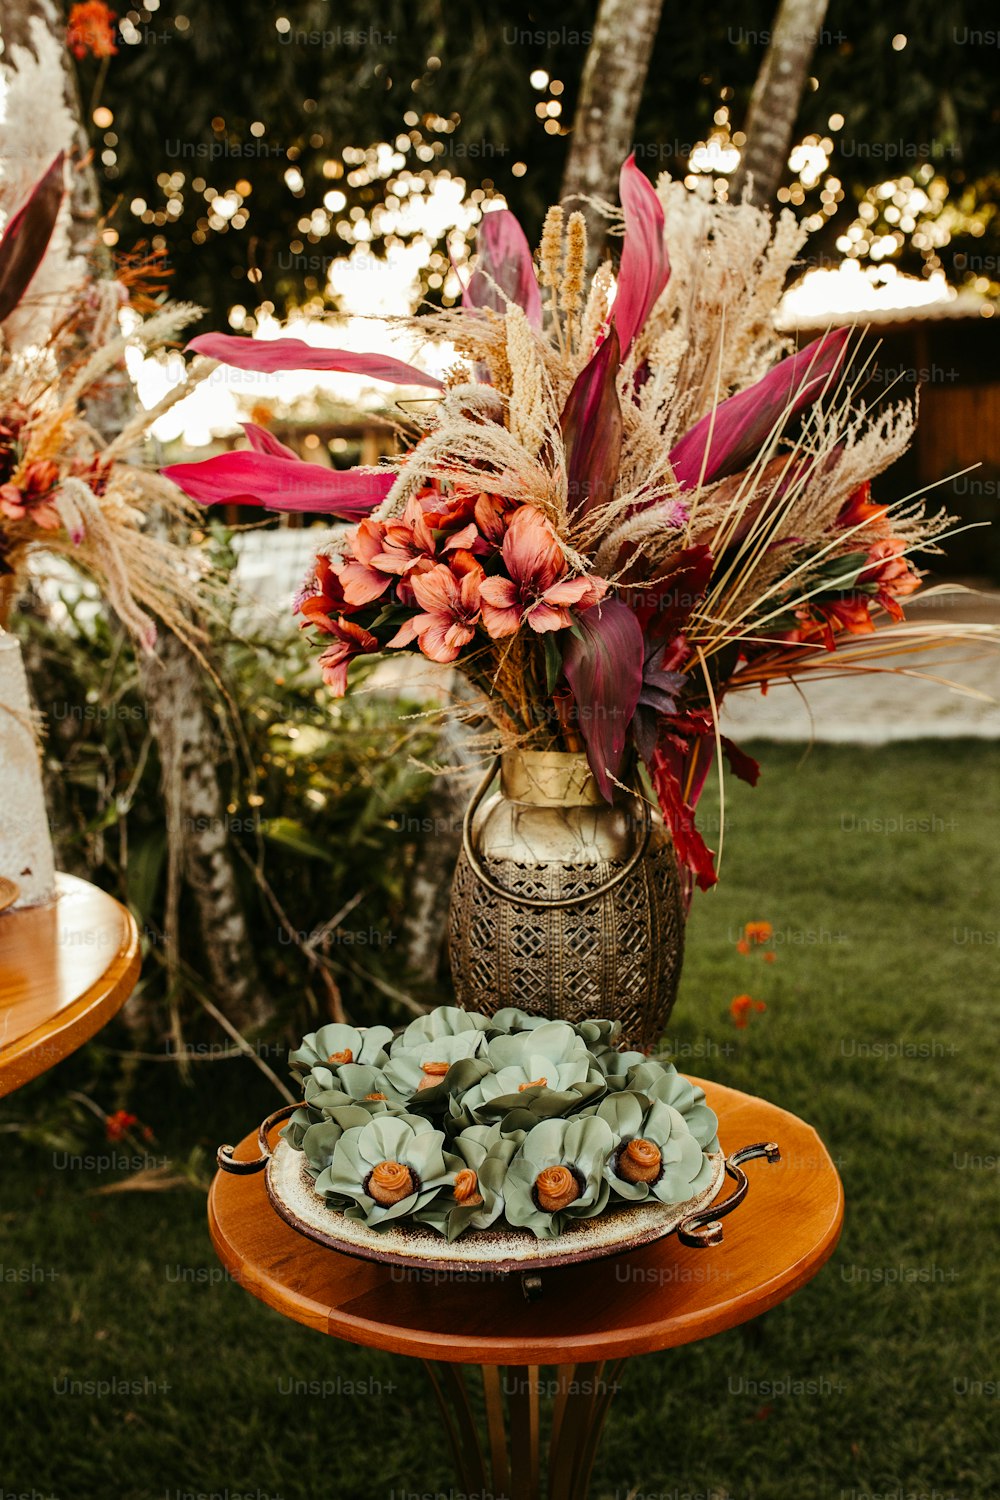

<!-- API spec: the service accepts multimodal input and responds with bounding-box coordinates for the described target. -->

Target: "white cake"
[0,633,56,906]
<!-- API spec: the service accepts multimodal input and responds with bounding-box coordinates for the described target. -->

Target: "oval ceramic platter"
[263,1132,728,1276]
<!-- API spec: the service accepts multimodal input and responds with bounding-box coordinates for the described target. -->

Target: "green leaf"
[542,632,563,696]
[259,817,336,863]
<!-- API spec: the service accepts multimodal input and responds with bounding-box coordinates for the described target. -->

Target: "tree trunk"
[729,0,831,208]
[140,625,271,1033]
[559,0,665,265]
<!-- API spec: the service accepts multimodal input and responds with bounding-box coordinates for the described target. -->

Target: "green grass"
[1,740,998,1500]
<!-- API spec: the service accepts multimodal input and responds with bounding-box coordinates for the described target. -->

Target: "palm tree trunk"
[729,0,831,207]
[559,0,665,265]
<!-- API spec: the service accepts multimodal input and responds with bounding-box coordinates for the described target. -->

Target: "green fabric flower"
[289,1023,393,1083]
[623,1061,720,1152]
[303,1063,405,1113]
[298,1105,375,1186]
[317,1113,456,1228]
[502,1115,615,1239]
[282,1104,322,1151]
[390,1006,490,1053]
[414,1122,524,1242]
[384,1031,491,1111]
[593,1044,649,1080]
[462,1021,604,1120]
[486,1007,551,1036]
[595,1092,715,1204]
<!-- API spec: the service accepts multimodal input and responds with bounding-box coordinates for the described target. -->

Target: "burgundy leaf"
[669,327,850,490]
[560,325,622,519]
[187,333,443,389]
[633,544,714,641]
[240,421,299,460]
[722,736,760,787]
[162,450,393,517]
[613,155,670,355]
[648,745,718,899]
[463,209,542,328]
[560,596,644,800]
[0,152,65,324]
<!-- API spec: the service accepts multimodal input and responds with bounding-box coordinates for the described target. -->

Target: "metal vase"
[448,750,685,1051]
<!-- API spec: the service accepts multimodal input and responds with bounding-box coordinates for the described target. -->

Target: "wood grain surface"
[208,1078,844,1365]
[0,873,140,1096]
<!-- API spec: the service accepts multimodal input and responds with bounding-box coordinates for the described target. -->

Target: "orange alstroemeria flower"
[387,551,484,664]
[479,505,605,637]
[838,481,888,533]
[315,616,379,695]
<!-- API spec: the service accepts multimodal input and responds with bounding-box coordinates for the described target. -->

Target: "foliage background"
[78,0,1000,323]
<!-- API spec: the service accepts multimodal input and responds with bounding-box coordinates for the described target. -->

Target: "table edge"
[0,874,142,1096]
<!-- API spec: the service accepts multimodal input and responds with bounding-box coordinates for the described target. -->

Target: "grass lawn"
[1,740,997,1500]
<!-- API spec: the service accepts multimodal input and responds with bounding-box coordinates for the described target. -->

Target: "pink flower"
[379,494,478,575]
[337,494,480,608]
[337,518,395,606]
[296,553,357,623]
[479,506,605,637]
[387,552,484,664]
[315,616,379,695]
[473,491,514,546]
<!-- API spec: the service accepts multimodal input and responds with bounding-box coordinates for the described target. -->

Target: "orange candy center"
[368,1160,414,1205]
[618,1138,662,1185]
[518,1076,548,1092]
[534,1165,580,1213]
[417,1061,449,1092]
[453,1169,483,1207]
[327,1048,354,1066]
[365,1091,387,1101]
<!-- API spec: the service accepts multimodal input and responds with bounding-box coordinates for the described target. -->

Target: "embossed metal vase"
[448,750,684,1051]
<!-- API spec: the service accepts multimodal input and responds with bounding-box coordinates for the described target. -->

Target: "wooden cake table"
[208,1077,844,1499]
[0,873,141,1097]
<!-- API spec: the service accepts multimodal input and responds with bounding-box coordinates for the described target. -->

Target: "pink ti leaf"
[669,327,850,490]
[613,155,670,355]
[240,421,300,461]
[560,596,644,800]
[463,208,542,328]
[560,324,623,520]
[0,152,65,324]
[162,450,393,518]
[187,333,443,390]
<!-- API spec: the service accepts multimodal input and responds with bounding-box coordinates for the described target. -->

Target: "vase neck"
[499,750,603,807]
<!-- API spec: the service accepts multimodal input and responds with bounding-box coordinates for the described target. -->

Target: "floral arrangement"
[165,156,994,895]
[0,151,209,644]
[283,1007,719,1242]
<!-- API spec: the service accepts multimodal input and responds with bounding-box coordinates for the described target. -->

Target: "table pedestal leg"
[423,1359,626,1500]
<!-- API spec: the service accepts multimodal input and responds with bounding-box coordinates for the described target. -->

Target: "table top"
[0,873,141,1097]
[208,1078,844,1366]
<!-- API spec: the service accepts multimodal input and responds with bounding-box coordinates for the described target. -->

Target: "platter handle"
[676,1141,781,1248]
[217,1103,300,1175]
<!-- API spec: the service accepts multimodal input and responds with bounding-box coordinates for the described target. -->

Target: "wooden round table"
[0,872,141,1097]
[208,1079,843,1499]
